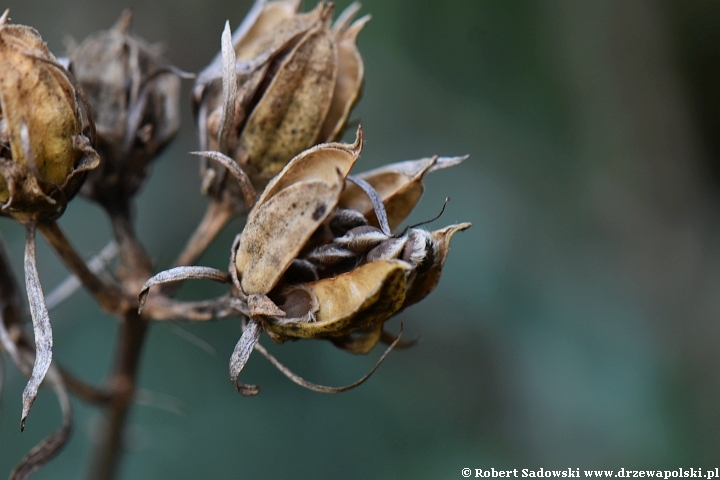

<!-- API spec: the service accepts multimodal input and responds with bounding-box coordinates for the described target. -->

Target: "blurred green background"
[2,0,720,477]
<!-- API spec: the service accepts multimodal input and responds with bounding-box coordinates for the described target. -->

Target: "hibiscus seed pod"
[70,10,181,205]
[0,10,99,222]
[194,0,369,205]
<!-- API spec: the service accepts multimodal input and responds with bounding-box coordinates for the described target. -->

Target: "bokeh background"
[2,0,720,477]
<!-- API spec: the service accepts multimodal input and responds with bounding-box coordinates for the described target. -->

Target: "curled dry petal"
[21,224,52,431]
[235,130,362,295]
[340,155,468,230]
[138,266,230,314]
[402,222,472,309]
[264,259,410,339]
[0,13,100,221]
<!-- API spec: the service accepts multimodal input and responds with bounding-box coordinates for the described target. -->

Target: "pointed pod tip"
[0,9,10,27]
[114,9,133,33]
[20,417,25,432]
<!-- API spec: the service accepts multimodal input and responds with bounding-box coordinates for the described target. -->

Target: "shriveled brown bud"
[194,0,369,209]
[70,10,181,205]
[0,10,99,222]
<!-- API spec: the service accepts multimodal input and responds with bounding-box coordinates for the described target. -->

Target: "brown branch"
[86,308,149,480]
[37,221,127,313]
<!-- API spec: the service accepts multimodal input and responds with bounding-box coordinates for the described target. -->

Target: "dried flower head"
[70,10,182,205]
[193,0,368,211]
[140,129,469,395]
[0,10,99,222]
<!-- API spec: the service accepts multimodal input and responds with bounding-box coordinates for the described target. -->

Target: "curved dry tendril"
[189,151,256,209]
[230,319,262,396]
[21,224,53,432]
[347,175,392,236]
[138,266,230,314]
[253,324,404,393]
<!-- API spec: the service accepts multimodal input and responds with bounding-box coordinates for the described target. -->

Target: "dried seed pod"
[70,10,182,204]
[264,259,410,340]
[194,0,369,203]
[339,155,467,230]
[235,129,362,295]
[401,222,472,309]
[0,11,99,221]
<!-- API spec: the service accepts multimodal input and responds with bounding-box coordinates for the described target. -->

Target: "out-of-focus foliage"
[1,0,720,477]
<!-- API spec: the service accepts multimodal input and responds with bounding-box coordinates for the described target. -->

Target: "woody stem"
[37,221,127,313]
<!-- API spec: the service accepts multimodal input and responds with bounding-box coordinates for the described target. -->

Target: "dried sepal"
[0,13,100,221]
[254,324,402,392]
[190,151,256,209]
[235,131,361,295]
[402,222,472,309]
[229,319,262,395]
[264,259,410,339]
[70,10,181,204]
[138,266,230,314]
[21,224,52,431]
[11,364,72,480]
[339,155,467,230]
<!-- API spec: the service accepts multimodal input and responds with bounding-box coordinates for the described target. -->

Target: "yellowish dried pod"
[339,155,467,230]
[195,0,369,203]
[264,259,410,339]
[402,222,472,309]
[0,11,99,221]
[235,129,362,295]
